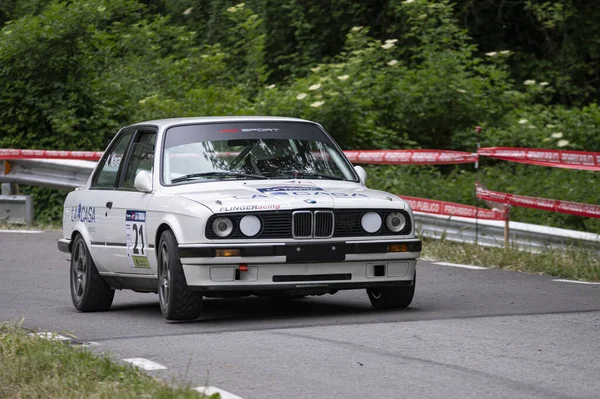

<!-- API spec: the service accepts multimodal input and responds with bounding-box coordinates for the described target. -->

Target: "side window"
[92,131,134,188]
[121,131,157,189]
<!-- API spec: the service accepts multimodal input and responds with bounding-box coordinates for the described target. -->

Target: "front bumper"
[178,239,420,292]
[57,238,71,253]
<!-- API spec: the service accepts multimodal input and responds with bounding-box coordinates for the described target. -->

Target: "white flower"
[296,93,307,100]
[528,125,536,129]
[381,43,395,50]
[308,83,321,91]
[265,84,276,89]
[546,124,556,128]
[557,140,569,147]
[385,39,398,44]
[551,132,563,138]
[337,75,349,81]
[539,82,550,86]
[518,119,528,124]
[183,7,193,15]
[236,2,245,8]
[351,26,364,32]
[456,89,467,93]
[227,6,237,13]
[310,101,325,108]
[486,52,498,57]
[524,79,536,85]
[500,50,510,55]
[310,66,321,73]
[387,59,398,66]
[403,0,415,3]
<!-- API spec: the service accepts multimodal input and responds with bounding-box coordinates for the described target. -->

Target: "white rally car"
[58,117,421,320]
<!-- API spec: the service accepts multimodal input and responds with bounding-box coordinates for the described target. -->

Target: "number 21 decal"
[126,210,150,269]
[132,224,145,255]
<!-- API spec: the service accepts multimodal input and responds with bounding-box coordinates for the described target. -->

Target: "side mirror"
[354,165,367,185]
[134,170,153,193]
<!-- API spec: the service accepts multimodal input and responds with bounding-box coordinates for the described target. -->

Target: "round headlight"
[212,217,234,237]
[239,215,261,237]
[361,212,382,233]
[386,212,406,233]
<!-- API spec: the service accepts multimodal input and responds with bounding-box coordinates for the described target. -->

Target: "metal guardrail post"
[1,182,11,195]
[0,194,34,225]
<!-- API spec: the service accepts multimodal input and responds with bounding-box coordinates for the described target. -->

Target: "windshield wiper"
[171,171,268,183]
[265,171,345,181]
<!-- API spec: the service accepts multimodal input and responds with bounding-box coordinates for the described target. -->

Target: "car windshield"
[162,122,358,185]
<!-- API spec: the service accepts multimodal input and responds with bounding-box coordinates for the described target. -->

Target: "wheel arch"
[69,226,92,252]
[154,222,173,258]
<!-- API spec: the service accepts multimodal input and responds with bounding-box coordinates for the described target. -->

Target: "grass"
[0,324,216,399]
[421,237,600,282]
[0,221,61,231]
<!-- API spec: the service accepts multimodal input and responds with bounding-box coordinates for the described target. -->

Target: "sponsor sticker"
[257,186,323,193]
[219,204,281,212]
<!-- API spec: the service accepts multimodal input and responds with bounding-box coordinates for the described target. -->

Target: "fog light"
[215,249,240,257]
[387,244,409,252]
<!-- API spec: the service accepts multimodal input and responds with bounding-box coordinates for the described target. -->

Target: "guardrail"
[414,213,600,253]
[1,157,599,252]
[0,159,95,190]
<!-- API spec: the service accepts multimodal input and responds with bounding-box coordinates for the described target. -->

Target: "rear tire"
[367,272,416,309]
[158,230,202,321]
[70,234,114,311]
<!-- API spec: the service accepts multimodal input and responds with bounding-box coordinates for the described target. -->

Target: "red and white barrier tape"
[399,195,507,220]
[476,185,600,219]
[478,147,600,171]
[344,150,477,165]
[0,149,103,161]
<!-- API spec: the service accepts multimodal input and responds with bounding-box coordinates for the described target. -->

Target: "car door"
[103,128,157,275]
[86,128,136,272]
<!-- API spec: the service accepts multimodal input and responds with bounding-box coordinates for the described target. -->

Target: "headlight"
[386,212,406,233]
[239,215,261,237]
[361,212,382,233]
[212,217,234,237]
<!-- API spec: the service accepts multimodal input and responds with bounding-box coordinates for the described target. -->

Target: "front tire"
[367,272,416,309]
[70,234,114,311]
[158,230,202,321]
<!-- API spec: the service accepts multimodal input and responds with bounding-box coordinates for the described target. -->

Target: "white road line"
[552,279,600,285]
[30,332,72,341]
[122,358,167,371]
[0,229,44,234]
[194,386,244,399]
[433,262,488,270]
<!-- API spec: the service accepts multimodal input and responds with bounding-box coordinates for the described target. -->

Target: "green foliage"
[0,0,598,232]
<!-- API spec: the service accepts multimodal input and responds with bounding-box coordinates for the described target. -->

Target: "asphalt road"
[1,230,599,398]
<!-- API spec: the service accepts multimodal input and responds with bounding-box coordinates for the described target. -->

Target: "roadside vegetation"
[421,237,600,282]
[0,0,599,232]
[0,323,215,399]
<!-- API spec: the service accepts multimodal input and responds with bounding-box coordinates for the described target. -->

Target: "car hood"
[176,180,407,213]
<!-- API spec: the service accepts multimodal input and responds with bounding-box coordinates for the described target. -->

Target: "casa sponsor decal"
[219,204,281,212]
[125,210,150,269]
[70,204,96,223]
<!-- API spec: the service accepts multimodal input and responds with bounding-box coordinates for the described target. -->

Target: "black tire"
[70,234,114,311]
[367,272,416,309]
[158,230,202,321]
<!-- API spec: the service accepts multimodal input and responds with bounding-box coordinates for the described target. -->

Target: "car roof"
[128,116,314,129]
